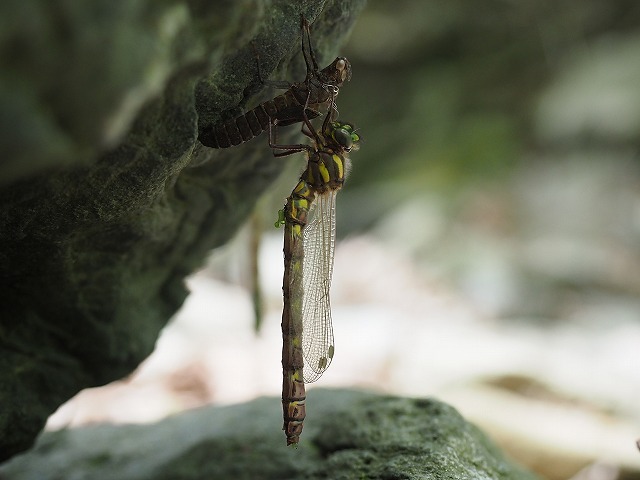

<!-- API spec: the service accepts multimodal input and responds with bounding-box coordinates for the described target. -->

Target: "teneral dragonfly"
[273,108,360,445]
[198,15,351,149]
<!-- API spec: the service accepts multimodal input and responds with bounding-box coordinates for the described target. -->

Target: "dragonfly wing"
[301,190,337,383]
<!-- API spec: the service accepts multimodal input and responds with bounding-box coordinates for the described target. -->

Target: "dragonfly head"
[321,57,352,86]
[327,121,360,152]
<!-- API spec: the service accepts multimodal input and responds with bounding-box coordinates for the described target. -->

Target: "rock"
[0,389,538,480]
[0,0,366,461]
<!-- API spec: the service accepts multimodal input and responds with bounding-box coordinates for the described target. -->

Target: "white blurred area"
[46,34,640,480]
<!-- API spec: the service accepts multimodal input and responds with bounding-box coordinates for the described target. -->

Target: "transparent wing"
[301,190,337,383]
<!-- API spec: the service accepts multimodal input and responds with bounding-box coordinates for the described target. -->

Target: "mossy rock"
[0,390,537,480]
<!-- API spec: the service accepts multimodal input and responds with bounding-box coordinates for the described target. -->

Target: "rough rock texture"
[0,0,366,461]
[0,389,538,480]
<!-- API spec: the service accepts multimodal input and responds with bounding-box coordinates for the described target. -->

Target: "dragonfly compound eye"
[333,128,353,151]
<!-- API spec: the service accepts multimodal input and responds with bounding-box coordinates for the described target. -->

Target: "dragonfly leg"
[301,15,320,81]
[321,93,339,137]
[251,42,292,90]
[300,123,315,140]
[268,120,314,157]
[300,90,324,147]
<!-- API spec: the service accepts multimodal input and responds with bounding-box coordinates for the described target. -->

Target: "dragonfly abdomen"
[281,179,315,446]
[199,88,326,149]
[281,344,306,445]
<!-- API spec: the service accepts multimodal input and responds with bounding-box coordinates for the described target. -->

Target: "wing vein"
[301,190,337,383]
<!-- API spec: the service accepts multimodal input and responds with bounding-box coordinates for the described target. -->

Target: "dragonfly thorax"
[304,150,345,193]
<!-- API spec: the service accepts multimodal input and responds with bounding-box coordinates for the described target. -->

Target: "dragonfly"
[198,15,351,149]
[273,104,360,446]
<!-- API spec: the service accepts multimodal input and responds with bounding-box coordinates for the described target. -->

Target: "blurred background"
[46,1,640,479]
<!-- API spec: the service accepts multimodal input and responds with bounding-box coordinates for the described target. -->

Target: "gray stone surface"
[0,0,366,461]
[0,389,538,480]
